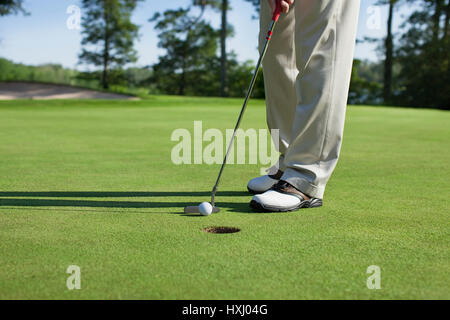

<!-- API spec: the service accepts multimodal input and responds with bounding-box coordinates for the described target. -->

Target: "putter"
[184,1,282,214]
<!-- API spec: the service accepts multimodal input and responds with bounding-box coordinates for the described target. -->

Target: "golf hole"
[203,226,241,234]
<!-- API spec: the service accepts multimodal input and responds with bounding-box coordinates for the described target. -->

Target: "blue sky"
[0,0,416,70]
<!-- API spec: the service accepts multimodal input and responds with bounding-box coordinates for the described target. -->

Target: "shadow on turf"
[0,191,254,213]
[0,191,248,197]
[0,198,201,208]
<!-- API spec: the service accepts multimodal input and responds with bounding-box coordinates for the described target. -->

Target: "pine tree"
[79,0,142,89]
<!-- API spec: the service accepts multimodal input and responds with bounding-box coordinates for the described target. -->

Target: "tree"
[383,0,397,104]
[444,0,450,38]
[348,59,383,105]
[150,6,220,95]
[151,2,257,98]
[79,0,142,89]
[431,0,445,42]
[227,55,265,98]
[365,0,402,104]
[361,0,407,104]
[396,0,450,108]
[196,0,232,96]
[0,0,27,16]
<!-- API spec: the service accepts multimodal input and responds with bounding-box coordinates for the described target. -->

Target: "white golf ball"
[199,202,213,216]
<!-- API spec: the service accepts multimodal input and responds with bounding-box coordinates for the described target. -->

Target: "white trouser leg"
[260,0,360,198]
[259,0,297,172]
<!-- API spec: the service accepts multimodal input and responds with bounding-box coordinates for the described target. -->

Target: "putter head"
[184,206,220,214]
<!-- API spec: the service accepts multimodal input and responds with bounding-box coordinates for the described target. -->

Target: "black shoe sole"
[250,198,323,213]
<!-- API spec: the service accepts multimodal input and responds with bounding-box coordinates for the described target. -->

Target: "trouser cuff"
[266,154,287,175]
[281,169,325,199]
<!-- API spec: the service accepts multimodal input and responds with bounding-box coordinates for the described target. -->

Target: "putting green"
[0,96,449,299]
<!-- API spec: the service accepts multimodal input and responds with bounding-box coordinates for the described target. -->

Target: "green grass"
[0,96,449,299]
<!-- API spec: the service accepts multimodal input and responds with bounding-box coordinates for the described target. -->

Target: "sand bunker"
[0,82,138,100]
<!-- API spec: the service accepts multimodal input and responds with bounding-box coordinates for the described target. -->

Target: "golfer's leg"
[259,0,297,173]
[281,0,360,198]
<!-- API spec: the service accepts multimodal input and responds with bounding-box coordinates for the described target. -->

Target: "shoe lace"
[272,180,290,191]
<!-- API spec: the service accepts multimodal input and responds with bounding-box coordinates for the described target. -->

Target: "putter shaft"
[210,19,278,207]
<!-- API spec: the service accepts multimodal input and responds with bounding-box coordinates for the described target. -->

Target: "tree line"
[366,0,449,108]
[0,0,448,109]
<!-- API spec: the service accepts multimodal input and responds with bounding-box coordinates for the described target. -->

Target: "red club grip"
[272,0,282,22]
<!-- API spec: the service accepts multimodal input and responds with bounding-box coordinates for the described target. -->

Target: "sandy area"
[0,82,138,100]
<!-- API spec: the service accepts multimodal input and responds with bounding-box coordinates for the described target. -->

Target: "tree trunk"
[432,0,444,43]
[383,0,394,104]
[179,61,186,96]
[179,43,186,96]
[103,44,109,89]
[103,3,110,90]
[220,0,228,97]
[442,0,449,38]
[446,0,450,78]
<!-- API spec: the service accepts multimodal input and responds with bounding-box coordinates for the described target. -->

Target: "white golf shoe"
[250,180,323,212]
[247,170,283,194]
